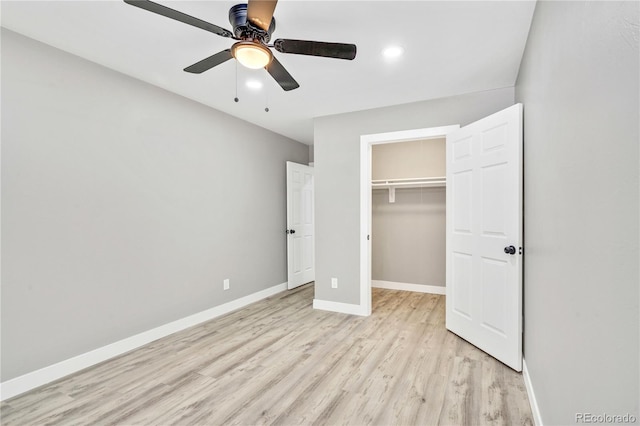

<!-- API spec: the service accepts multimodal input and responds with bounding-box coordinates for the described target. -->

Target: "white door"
[286,161,315,289]
[446,104,523,371]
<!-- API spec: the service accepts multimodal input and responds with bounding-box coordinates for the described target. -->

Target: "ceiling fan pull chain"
[234,60,239,103]
[265,75,270,112]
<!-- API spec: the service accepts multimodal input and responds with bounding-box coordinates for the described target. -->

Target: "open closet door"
[446,104,523,371]
[286,162,315,289]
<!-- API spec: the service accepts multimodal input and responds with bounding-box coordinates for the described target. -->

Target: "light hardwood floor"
[1,284,533,425]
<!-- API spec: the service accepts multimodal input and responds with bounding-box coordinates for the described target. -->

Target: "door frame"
[359,125,460,315]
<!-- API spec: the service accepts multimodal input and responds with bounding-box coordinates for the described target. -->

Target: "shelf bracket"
[388,186,395,203]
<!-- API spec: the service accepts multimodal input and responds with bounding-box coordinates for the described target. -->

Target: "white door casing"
[286,162,315,289]
[359,125,460,316]
[446,104,523,371]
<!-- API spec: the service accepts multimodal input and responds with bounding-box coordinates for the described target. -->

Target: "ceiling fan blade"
[123,0,233,38]
[274,39,357,60]
[265,57,299,91]
[184,50,233,74]
[247,0,278,32]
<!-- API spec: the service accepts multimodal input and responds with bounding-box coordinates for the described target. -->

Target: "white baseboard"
[313,299,368,316]
[0,282,288,401]
[372,280,446,295]
[523,359,543,426]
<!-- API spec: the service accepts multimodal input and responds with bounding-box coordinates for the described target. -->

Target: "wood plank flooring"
[0,285,533,425]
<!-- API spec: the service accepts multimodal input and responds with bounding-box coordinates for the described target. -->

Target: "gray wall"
[372,138,446,180]
[314,87,515,305]
[1,29,308,381]
[515,1,639,424]
[372,187,445,287]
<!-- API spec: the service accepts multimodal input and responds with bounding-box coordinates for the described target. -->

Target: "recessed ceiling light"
[383,45,404,59]
[246,80,263,90]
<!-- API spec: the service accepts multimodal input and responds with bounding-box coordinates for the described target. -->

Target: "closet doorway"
[371,138,447,295]
[359,126,460,315]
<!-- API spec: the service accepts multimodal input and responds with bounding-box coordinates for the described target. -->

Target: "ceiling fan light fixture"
[232,41,273,69]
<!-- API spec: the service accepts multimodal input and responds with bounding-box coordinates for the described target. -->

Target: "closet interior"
[371,137,446,293]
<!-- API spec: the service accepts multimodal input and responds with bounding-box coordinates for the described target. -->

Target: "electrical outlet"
[223,279,230,290]
[331,278,338,289]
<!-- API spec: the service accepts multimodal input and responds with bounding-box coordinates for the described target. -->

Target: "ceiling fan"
[123,0,357,91]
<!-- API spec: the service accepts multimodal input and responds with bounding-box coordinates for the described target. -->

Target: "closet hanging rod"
[371,176,446,188]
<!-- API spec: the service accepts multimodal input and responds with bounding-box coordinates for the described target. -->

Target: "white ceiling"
[1,0,536,144]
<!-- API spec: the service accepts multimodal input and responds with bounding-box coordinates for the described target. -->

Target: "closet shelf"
[372,177,446,203]
[371,176,446,189]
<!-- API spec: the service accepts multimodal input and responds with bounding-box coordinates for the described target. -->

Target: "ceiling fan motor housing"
[229,4,276,43]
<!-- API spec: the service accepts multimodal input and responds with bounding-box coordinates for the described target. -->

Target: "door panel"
[452,252,473,318]
[446,104,523,371]
[480,257,508,335]
[481,163,508,236]
[453,171,473,233]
